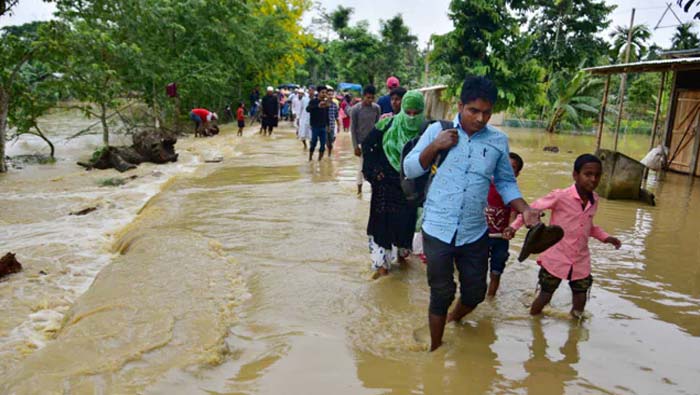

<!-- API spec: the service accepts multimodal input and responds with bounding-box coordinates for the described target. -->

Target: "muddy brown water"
[1,120,699,394]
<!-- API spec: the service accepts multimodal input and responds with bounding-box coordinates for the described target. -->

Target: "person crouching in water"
[485,152,524,297]
[190,108,217,136]
[236,102,246,136]
[362,91,426,278]
[504,154,622,318]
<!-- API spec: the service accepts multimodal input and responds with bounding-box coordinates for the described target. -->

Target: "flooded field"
[1,117,699,394]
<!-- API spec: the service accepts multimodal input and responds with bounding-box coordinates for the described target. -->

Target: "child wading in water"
[236,102,246,136]
[485,152,524,297]
[504,154,621,318]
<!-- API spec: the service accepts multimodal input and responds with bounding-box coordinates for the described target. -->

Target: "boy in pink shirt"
[504,154,621,318]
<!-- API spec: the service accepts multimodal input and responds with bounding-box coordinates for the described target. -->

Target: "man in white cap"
[260,86,279,136]
[291,88,304,124]
[297,85,315,149]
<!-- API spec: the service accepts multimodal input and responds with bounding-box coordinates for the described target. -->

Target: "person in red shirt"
[236,102,246,136]
[485,152,524,297]
[190,108,217,136]
[505,154,622,318]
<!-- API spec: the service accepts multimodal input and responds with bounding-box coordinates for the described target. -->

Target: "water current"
[1,114,699,394]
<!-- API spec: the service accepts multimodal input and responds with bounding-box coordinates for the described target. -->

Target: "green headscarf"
[382,90,425,171]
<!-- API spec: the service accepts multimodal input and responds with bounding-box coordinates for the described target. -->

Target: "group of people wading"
[358,75,622,352]
[192,75,623,352]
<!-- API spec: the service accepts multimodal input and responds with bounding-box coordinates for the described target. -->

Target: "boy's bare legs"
[530,291,554,315]
[487,273,501,297]
[429,313,447,351]
[447,300,476,323]
[571,292,587,318]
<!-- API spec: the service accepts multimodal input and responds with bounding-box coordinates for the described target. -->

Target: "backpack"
[399,120,453,207]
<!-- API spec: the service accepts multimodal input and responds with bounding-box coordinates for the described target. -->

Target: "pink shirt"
[510,184,610,280]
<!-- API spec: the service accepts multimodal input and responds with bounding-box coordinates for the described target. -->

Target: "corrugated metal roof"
[584,57,700,75]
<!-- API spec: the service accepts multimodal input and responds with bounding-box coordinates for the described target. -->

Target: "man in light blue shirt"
[403,76,541,351]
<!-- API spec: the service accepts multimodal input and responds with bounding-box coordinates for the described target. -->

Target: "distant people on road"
[190,108,217,136]
[326,90,341,158]
[340,94,352,133]
[236,102,246,136]
[260,86,279,136]
[298,86,315,149]
[291,89,304,123]
[377,76,400,116]
[351,85,381,195]
[249,87,260,117]
[379,86,407,121]
[306,85,330,161]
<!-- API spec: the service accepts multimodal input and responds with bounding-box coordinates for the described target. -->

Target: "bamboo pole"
[613,8,636,152]
[596,75,611,151]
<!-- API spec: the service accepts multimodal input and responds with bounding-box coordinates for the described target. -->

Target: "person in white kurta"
[297,86,315,148]
[291,90,304,123]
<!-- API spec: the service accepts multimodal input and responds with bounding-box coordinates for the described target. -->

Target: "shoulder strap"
[381,117,394,132]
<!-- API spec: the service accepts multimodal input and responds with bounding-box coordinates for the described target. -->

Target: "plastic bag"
[640,145,668,171]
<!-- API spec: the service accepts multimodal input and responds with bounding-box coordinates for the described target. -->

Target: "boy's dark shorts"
[538,267,592,294]
[237,120,245,128]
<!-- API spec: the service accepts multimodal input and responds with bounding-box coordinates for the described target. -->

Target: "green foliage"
[609,24,651,62]
[671,22,700,50]
[328,6,353,35]
[527,0,615,72]
[544,70,601,133]
[298,7,423,89]
[430,0,546,112]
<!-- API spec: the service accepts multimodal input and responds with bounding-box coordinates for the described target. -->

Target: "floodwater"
[1,116,699,394]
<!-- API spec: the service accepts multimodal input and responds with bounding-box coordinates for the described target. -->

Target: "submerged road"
[2,123,700,394]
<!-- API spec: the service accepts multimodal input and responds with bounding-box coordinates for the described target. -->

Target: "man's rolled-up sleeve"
[403,123,440,179]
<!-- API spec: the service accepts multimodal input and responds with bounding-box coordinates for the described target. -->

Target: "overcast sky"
[2,0,698,49]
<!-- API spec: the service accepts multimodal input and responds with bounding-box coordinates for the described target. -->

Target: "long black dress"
[362,126,417,250]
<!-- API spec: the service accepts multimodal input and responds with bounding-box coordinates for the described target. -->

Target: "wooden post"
[690,111,700,178]
[596,75,611,151]
[643,72,667,180]
[649,72,667,150]
[613,8,636,152]
[662,72,678,151]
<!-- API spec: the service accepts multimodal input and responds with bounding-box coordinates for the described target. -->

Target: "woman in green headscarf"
[362,90,426,278]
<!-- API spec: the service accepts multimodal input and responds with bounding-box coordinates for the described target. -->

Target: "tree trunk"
[33,125,55,158]
[546,108,565,133]
[0,87,9,173]
[100,102,110,146]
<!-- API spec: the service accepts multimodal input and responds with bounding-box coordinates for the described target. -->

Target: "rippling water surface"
[1,116,699,394]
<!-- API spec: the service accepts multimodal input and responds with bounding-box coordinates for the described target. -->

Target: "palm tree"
[545,70,601,133]
[671,22,700,50]
[609,24,652,62]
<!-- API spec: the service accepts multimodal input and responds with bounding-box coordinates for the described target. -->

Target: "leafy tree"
[671,22,700,50]
[0,20,58,172]
[430,0,545,111]
[609,24,651,62]
[331,22,384,85]
[8,61,61,158]
[545,70,601,133]
[378,14,421,87]
[328,5,353,36]
[1,0,19,17]
[527,0,614,72]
